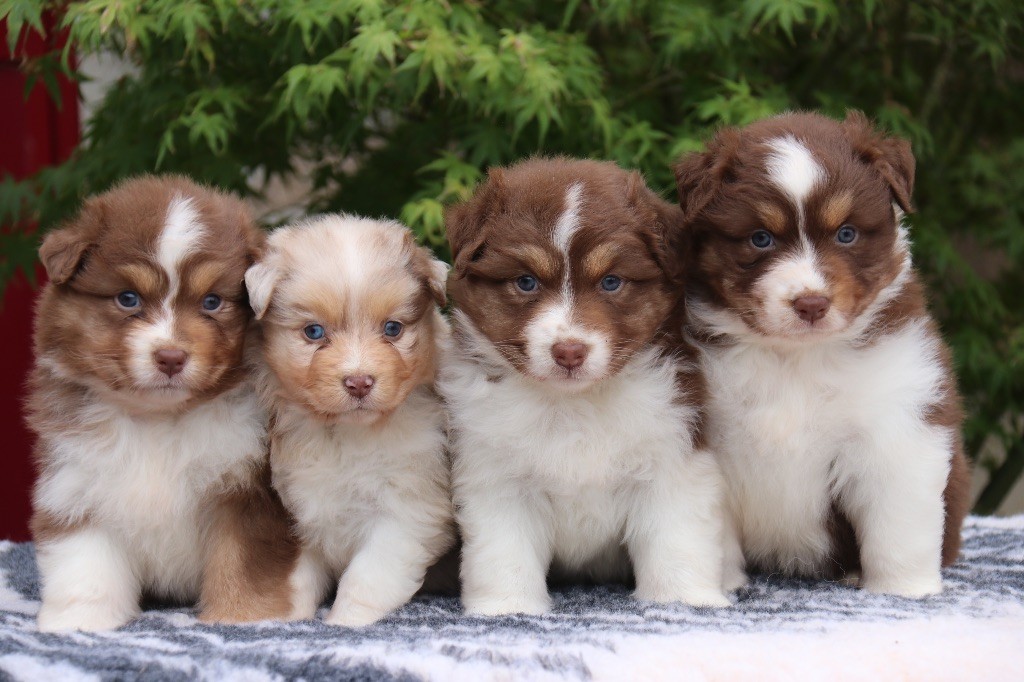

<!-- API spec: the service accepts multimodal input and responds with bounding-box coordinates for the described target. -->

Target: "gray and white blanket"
[1,516,1022,681]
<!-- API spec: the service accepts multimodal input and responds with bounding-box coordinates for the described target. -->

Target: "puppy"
[671,112,971,596]
[441,158,729,615]
[28,176,297,631]
[246,214,454,627]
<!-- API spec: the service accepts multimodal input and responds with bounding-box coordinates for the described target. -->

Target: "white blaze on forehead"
[523,181,612,385]
[158,195,206,279]
[765,136,826,217]
[552,182,585,258]
[126,194,207,390]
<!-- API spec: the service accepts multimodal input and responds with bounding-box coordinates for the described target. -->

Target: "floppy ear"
[841,110,916,214]
[445,167,505,278]
[244,250,282,320]
[406,236,449,307]
[624,170,678,277]
[39,198,104,284]
[239,207,267,268]
[672,126,742,225]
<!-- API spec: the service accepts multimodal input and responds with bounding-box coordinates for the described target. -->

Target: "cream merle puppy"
[672,112,971,596]
[246,215,454,627]
[29,176,297,631]
[442,158,729,615]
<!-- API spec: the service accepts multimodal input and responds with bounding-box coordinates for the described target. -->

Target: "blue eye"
[202,294,222,311]
[600,275,623,292]
[837,225,857,244]
[751,230,774,249]
[515,275,538,293]
[116,290,141,309]
[303,324,325,341]
[383,320,404,338]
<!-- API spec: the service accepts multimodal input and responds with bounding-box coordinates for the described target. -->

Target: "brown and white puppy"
[672,112,971,596]
[28,176,297,631]
[246,215,454,627]
[441,158,729,615]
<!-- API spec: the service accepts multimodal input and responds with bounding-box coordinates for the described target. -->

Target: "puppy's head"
[446,158,678,391]
[246,215,447,424]
[671,111,915,342]
[35,176,264,410]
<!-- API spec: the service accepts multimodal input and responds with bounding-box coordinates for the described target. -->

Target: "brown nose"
[343,375,375,399]
[154,349,188,378]
[792,295,831,323]
[551,342,588,370]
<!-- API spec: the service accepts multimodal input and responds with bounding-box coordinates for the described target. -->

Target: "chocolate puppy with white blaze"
[442,158,729,615]
[29,176,297,631]
[671,111,971,596]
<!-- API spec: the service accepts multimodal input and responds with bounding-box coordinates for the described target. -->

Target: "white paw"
[723,566,749,592]
[635,586,732,608]
[324,605,388,628]
[285,596,320,622]
[463,592,552,616]
[37,601,137,632]
[862,574,943,598]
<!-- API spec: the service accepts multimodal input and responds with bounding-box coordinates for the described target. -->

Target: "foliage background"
[2,0,1022,510]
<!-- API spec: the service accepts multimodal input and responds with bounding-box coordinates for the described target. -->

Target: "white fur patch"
[753,245,833,336]
[33,385,266,630]
[521,182,615,386]
[765,136,826,218]
[272,387,453,625]
[123,195,207,393]
[703,317,953,595]
[441,318,729,614]
[551,182,584,258]
[158,195,206,290]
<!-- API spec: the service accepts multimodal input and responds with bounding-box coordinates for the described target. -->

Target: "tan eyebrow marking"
[820,190,854,229]
[116,264,162,296]
[184,261,226,296]
[582,243,617,280]
[756,202,787,232]
[508,245,558,280]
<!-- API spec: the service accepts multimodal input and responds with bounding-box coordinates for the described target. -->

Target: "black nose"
[792,295,831,323]
[154,349,188,377]
[343,375,375,399]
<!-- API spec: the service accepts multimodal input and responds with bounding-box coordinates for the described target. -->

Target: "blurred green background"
[1,0,1022,511]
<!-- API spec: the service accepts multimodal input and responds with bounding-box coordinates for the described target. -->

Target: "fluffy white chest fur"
[447,347,692,563]
[443,343,729,613]
[272,386,453,626]
[272,388,450,570]
[34,386,265,600]
[703,319,953,580]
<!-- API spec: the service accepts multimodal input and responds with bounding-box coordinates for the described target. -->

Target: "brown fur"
[199,461,299,622]
[446,157,691,391]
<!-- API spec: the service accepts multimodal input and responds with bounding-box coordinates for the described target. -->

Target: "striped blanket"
[1,516,1022,681]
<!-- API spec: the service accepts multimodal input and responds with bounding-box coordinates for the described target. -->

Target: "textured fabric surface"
[1,516,1022,681]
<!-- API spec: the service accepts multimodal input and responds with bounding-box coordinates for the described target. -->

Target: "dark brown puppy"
[441,158,730,616]
[671,112,970,596]
[28,175,297,631]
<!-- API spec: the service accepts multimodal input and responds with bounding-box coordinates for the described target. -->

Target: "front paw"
[635,585,732,608]
[463,591,552,616]
[38,601,137,632]
[862,574,942,598]
[723,565,749,592]
[324,600,389,628]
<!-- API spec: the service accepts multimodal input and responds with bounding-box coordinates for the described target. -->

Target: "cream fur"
[250,215,455,627]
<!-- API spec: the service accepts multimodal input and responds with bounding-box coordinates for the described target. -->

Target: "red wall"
[0,16,79,541]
